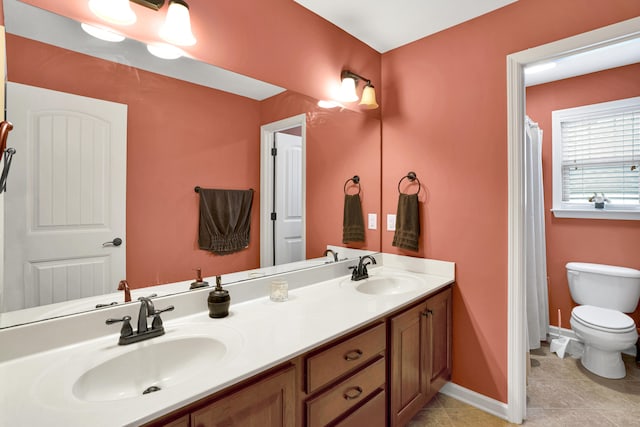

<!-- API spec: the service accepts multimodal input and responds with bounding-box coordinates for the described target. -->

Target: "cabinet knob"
[422,309,433,317]
[344,349,363,361]
[343,386,363,400]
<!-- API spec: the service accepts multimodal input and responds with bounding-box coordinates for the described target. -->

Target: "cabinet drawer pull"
[343,386,363,400]
[344,349,363,361]
[422,309,433,317]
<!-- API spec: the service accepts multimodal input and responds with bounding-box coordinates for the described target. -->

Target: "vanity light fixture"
[339,70,379,109]
[88,0,137,26]
[80,23,126,42]
[159,0,197,46]
[88,0,196,46]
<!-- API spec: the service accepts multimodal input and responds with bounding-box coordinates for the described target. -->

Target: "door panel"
[4,82,126,311]
[274,132,303,265]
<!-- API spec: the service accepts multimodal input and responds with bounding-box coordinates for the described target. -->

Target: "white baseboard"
[440,382,509,421]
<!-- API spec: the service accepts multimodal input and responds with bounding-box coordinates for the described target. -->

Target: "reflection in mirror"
[0,1,381,328]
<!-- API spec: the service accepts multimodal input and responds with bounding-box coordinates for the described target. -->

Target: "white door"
[274,132,303,265]
[4,82,127,311]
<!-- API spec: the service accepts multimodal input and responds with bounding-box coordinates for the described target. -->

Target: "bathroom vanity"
[0,253,454,427]
[144,287,451,427]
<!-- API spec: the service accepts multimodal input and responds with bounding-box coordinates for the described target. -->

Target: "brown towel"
[198,188,254,255]
[342,194,365,243]
[392,193,420,251]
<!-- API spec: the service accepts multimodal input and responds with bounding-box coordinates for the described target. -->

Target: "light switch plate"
[368,213,377,230]
[387,214,396,231]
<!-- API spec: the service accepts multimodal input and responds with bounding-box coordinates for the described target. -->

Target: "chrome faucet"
[349,255,377,281]
[106,295,174,345]
[323,249,339,263]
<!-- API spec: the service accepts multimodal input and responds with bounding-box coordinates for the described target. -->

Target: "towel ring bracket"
[398,171,421,195]
[344,175,361,195]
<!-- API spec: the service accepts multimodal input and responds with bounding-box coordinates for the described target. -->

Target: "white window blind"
[560,110,640,204]
[552,96,640,220]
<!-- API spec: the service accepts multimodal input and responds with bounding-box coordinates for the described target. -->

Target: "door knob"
[103,238,123,247]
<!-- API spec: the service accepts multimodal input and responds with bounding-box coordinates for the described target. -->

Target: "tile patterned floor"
[408,342,640,426]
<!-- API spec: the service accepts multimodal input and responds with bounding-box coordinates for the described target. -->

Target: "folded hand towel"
[342,194,365,243]
[198,188,254,255]
[392,193,420,251]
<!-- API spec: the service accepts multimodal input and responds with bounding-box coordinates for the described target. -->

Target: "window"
[552,96,640,220]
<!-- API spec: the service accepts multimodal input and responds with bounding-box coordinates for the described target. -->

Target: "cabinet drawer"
[334,389,386,427]
[306,357,385,427]
[306,323,385,393]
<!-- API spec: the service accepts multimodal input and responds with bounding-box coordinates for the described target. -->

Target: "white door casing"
[260,114,306,268]
[274,132,303,265]
[506,17,640,424]
[4,82,127,311]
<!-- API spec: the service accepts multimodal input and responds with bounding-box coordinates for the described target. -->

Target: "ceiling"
[294,0,640,85]
[293,0,518,53]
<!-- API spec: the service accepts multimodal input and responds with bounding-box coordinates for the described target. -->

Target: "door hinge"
[271,147,277,156]
[271,212,277,221]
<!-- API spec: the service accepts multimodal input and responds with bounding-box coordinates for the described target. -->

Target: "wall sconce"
[88,0,196,46]
[339,70,379,109]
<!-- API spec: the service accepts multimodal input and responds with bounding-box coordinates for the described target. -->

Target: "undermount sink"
[72,336,226,402]
[341,269,422,295]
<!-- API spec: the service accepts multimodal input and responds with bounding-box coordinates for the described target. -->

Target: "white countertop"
[0,254,454,427]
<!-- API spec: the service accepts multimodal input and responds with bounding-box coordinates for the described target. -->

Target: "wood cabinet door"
[191,366,296,427]
[426,288,452,396]
[389,303,429,427]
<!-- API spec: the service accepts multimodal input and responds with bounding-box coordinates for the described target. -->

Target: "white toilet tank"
[566,262,640,313]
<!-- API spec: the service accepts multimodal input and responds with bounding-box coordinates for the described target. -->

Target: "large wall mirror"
[0,0,382,328]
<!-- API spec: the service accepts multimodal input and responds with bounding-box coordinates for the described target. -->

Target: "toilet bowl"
[566,262,640,379]
[570,305,637,379]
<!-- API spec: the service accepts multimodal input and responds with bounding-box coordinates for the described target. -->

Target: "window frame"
[551,96,640,220]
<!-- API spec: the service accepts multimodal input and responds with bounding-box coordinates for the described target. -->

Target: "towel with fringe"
[342,194,365,243]
[198,188,254,255]
[392,193,420,251]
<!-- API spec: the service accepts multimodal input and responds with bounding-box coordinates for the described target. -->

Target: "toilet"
[566,262,640,379]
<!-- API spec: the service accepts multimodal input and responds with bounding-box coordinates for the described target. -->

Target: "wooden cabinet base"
[191,366,296,427]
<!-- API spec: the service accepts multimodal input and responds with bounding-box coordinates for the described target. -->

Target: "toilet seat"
[572,305,636,333]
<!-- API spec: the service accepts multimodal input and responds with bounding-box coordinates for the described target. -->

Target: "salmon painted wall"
[527,64,640,329]
[21,0,381,109]
[381,0,640,403]
[7,35,262,288]
[260,91,381,257]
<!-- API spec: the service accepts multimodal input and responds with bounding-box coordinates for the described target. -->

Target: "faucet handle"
[151,306,175,330]
[106,315,133,339]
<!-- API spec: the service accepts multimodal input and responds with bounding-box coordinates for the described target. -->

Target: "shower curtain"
[525,117,549,350]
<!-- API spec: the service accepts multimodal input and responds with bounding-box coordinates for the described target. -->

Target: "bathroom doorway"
[259,114,306,267]
[506,17,640,423]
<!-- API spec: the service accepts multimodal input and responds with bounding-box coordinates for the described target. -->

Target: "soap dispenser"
[208,276,230,318]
